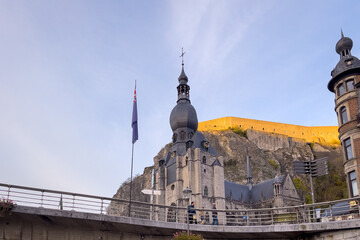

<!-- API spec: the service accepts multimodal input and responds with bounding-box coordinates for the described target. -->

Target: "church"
[153,56,302,222]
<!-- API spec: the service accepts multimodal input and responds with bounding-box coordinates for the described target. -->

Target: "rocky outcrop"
[111,129,345,206]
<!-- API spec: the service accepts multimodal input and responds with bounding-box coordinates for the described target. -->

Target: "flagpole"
[129,80,138,217]
[129,143,134,217]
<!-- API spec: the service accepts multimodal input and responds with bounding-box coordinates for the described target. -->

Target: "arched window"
[340,106,348,124]
[202,156,206,164]
[204,186,208,196]
[180,131,185,140]
[188,132,194,139]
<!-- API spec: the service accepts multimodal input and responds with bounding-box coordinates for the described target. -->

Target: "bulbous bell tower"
[328,31,360,198]
[153,51,225,223]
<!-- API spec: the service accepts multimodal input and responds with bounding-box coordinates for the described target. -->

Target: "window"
[202,141,209,151]
[349,171,359,197]
[172,133,177,143]
[338,84,345,96]
[202,156,206,164]
[340,107,348,124]
[346,79,355,91]
[188,132,194,139]
[204,186,208,196]
[180,131,185,140]
[344,138,353,160]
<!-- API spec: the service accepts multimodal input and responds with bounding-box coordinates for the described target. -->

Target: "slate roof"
[163,131,218,167]
[328,35,360,92]
[225,175,285,204]
[169,131,218,157]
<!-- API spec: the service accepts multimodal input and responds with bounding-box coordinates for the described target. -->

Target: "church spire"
[177,48,190,102]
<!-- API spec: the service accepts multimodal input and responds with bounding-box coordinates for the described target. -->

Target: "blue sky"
[1,0,360,197]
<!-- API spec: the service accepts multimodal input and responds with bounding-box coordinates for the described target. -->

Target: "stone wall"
[198,117,340,145]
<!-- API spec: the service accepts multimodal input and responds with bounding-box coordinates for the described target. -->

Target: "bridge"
[1,183,360,239]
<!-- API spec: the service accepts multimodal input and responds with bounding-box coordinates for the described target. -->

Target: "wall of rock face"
[111,129,345,206]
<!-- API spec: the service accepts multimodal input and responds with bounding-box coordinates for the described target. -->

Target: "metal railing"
[1,182,360,226]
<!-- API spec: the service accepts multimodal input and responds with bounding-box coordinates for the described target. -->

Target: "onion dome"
[336,30,353,54]
[170,102,198,132]
[328,31,360,92]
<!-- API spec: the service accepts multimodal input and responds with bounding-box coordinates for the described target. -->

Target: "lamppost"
[183,187,192,235]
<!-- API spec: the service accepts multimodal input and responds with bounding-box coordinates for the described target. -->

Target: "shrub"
[293,177,306,192]
[268,159,279,170]
[172,231,204,240]
[229,127,247,138]
[0,198,16,216]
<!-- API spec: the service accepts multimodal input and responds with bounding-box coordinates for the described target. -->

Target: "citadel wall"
[198,117,340,145]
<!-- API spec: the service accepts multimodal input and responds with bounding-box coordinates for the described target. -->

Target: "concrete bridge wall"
[1,206,360,240]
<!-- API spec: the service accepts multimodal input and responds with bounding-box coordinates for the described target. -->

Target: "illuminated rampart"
[198,117,340,145]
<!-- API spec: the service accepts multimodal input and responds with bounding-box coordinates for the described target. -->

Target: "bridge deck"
[1,206,360,239]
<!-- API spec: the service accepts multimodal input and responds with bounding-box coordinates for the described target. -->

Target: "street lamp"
[183,187,192,235]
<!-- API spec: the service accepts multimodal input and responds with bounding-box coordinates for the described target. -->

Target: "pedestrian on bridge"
[188,201,196,224]
[212,203,218,225]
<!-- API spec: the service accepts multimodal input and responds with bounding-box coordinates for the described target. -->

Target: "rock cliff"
[110,128,346,208]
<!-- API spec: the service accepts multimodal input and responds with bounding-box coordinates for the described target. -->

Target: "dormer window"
[180,131,185,140]
[346,59,353,66]
[202,141,209,151]
[188,132,194,139]
[172,133,177,143]
[186,141,193,150]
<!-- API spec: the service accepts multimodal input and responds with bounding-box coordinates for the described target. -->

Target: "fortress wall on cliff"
[198,117,340,144]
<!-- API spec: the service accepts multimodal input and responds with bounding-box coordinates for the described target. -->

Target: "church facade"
[153,60,302,222]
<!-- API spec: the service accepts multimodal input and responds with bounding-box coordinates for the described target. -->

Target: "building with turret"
[328,32,360,198]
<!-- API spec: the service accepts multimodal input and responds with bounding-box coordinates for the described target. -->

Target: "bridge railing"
[1,183,359,226]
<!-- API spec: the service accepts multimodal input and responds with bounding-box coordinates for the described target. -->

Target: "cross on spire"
[180,47,186,65]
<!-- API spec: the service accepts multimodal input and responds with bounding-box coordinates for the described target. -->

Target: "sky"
[1,0,360,198]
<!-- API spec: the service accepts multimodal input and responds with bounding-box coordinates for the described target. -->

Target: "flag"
[132,83,138,144]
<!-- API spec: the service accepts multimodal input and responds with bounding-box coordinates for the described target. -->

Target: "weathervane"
[180,47,186,65]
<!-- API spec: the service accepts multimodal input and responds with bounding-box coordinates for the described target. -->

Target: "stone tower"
[154,61,225,220]
[328,31,360,197]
